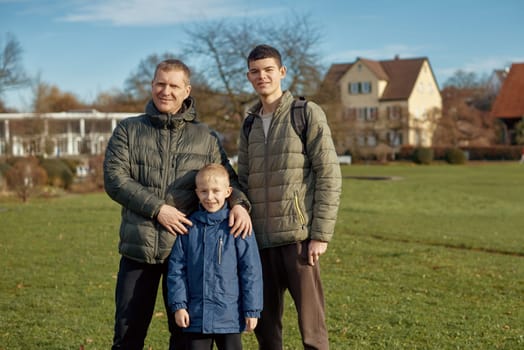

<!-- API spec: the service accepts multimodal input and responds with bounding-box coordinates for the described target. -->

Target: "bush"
[445,148,467,164]
[413,147,434,165]
[5,157,48,202]
[40,159,74,189]
[462,146,521,160]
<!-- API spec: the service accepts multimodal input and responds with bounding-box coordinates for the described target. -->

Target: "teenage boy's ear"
[280,65,287,77]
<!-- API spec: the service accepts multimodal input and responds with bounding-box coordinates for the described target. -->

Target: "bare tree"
[435,86,496,147]
[183,14,324,120]
[443,70,483,89]
[0,32,29,95]
[124,52,180,103]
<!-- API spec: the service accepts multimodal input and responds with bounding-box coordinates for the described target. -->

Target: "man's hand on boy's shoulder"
[157,204,192,235]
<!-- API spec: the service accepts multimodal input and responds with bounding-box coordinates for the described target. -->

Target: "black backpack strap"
[242,114,255,141]
[291,97,308,154]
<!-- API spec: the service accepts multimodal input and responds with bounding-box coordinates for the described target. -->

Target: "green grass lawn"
[0,163,523,349]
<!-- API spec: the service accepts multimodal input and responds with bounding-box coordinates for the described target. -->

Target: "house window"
[361,82,372,93]
[387,105,402,119]
[366,134,377,146]
[357,135,365,146]
[357,107,378,121]
[349,82,360,94]
[368,107,378,121]
[387,130,403,146]
[348,81,372,94]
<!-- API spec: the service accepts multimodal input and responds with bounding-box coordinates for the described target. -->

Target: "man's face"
[151,69,191,114]
[195,175,232,213]
[247,57,286,99]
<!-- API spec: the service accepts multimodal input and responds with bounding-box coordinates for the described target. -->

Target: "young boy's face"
[247,57,286,99]
[195,174,232,213]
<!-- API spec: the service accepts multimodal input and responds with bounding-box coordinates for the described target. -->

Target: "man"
[238,45,342,350]
[104,59,251,350]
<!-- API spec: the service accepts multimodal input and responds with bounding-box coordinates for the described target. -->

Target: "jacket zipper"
[156,114,172,259]
[218,237,223,264]
[263,116,273,248]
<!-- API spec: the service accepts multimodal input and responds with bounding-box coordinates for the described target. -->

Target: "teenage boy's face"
[195,175,232,213]
[247,58,286,98]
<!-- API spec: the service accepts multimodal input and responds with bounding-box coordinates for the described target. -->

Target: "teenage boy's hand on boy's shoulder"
[229,204,252,238]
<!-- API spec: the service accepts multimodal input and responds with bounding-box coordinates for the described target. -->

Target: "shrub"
[0,162,12,192]
[40,159,74,189]
[5,157,48,202]
[445,148,467,164]
[462,146,521,160]
[413,147,434,165]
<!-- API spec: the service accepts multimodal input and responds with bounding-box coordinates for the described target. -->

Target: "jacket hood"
[192,203,229,225]
[146,96,197,128]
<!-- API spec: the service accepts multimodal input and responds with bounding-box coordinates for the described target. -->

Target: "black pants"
[187,333,242,350]
[111,256,188,350]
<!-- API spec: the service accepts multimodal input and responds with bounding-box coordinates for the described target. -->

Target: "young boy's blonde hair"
[195,163,230,185]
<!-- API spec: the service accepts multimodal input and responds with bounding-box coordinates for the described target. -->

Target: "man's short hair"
[154,59,191,85]
[247,44,282,67]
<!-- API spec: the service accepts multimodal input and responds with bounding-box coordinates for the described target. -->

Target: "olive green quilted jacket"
[238,91,342,249]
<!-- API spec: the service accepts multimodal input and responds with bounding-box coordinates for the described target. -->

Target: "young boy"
[167,164,263,350]
[238,44,342,349]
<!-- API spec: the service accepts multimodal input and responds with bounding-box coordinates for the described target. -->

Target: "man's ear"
[184,84,192,99]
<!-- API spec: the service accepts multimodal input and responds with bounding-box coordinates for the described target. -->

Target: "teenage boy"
[238,44,342,350]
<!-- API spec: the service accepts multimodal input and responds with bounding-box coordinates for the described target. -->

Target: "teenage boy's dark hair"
[247,44,282,67]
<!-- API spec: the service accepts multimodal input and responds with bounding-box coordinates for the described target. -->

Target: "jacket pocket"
[293,191,306,228]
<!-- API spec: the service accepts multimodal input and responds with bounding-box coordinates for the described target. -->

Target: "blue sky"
[1,0,523,111]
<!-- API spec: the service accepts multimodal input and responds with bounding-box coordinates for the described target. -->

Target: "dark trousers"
[254,241,329,350]
[111,256,188,350]
[187,333,242,350]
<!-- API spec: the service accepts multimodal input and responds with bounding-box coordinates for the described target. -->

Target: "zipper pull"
[218,237,223,264]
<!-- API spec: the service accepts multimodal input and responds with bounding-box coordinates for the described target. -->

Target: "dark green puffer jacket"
[238,91,342,249]
[104,97,248,264]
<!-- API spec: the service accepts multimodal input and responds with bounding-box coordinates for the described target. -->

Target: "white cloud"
[58,0,273,26]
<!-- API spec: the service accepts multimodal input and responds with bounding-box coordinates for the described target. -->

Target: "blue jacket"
[167,204,263,334]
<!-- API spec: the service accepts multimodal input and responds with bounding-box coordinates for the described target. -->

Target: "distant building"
[322,56,442,157]
[0,110,136,157]
[491,63,524,144]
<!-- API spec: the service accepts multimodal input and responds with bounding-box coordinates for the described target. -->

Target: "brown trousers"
[254,241,329,350]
